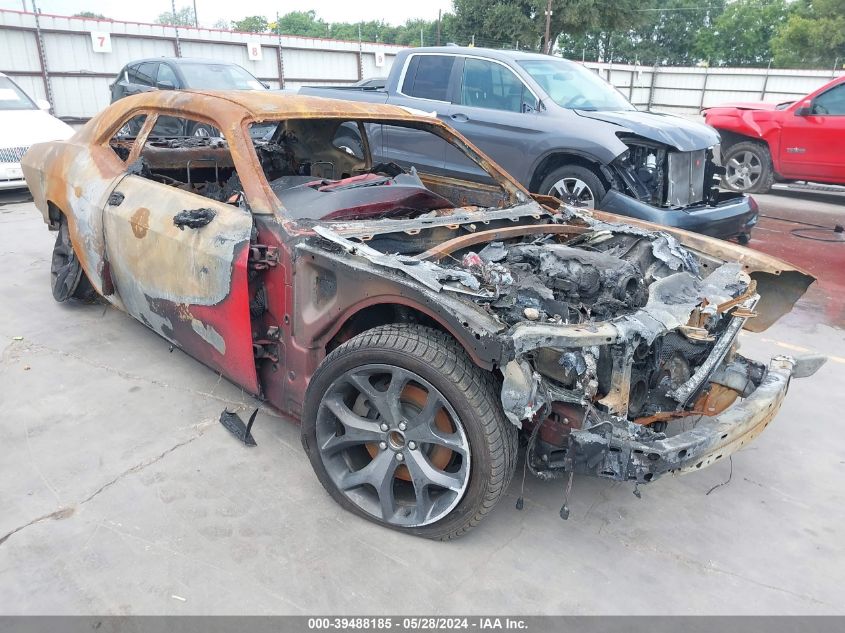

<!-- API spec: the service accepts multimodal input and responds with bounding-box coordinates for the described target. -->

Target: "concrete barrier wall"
[0,8,402,121]
[585,62,845,116]
[3,8,843,123]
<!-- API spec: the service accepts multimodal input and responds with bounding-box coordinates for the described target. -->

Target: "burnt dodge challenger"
[22,91,824,539]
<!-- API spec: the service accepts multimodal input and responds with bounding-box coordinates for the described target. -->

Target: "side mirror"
[156,80,175,90]
[794,100,812,116]
[36,99,51,111]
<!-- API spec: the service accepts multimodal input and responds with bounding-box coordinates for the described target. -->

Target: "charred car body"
[23,91,823,539]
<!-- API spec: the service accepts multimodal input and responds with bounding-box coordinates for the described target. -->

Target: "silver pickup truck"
[300,46,759,242]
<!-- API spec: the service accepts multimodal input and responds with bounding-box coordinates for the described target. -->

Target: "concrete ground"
[0,187,843,615]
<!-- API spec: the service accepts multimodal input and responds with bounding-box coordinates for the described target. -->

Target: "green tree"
[696,0,794,66]
[155,6,196,27]
[272,11,329,38]
[451,0,648,52]
[559,1,726,65]
[74,11,108,19]
[772,0,845,68]
[231,16,270,33]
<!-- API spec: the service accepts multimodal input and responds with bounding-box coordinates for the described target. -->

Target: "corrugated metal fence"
[585,61,845,116]
[0,8,402,122]
[3,8,844,123]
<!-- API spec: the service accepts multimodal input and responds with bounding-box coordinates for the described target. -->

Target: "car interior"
[108,114,516,220]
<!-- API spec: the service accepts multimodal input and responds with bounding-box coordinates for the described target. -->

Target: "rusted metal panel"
[102,175,258,392]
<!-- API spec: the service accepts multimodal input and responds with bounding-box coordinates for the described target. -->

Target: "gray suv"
[110,57,267,136]
[301,47,758,241]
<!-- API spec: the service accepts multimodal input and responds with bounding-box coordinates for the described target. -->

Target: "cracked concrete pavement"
[1,193,843,615]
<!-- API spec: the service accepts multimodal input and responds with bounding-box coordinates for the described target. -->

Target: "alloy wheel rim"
[725,151,762,190]
[549,177,595,208]
[316,364,471,527]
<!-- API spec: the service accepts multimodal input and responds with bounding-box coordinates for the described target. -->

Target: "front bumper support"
[568,355,815,483]
[598,189,758,240]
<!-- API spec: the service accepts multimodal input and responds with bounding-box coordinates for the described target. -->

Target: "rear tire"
[538,164,607,209]
[722,141,774,194]
[301,324,518,540]
[50,217,95,302]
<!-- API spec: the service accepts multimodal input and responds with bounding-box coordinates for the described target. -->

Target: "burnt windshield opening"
[248,118,524,222]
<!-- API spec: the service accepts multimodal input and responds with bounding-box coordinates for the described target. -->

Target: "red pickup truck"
[704,76,845,193]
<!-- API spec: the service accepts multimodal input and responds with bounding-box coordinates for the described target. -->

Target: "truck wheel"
[723,141,774,193]
[50,217,94,302]
[301,324,518,540]
[538,164,607,209]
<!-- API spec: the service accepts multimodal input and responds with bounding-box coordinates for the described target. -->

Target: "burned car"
[22,91,823,539]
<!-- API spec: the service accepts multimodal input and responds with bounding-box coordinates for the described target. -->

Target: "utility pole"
[436,9,441,46]
[171,0,182,56]
[421,28,424,47]
[543,0,553,54]
[276,11,286,89]
[193,0,198,27]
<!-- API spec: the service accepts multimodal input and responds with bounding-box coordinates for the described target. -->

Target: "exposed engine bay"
[611,136,726,208]
[311,203,817,486]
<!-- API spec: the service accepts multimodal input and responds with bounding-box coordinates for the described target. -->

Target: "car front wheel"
[301,324,518,540]
[539,164,607,209]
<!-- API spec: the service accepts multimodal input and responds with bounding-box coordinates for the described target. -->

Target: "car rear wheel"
[301,324,518,540]
[539,164,607,209]
[723,141,774,193]
[50,217,94,302]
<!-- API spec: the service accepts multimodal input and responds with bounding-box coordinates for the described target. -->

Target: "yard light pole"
[171,0,182,57]
[543,0,553,55]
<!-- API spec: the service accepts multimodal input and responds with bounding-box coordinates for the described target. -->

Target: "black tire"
[722,141,774,194]
[334,133,365,160]
[301,324,518,540]
[191,123,219,138]
[50,217,95,302]
[538,164,607,208]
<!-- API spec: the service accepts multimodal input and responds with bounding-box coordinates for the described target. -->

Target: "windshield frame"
[241,115,531,222]
[0,75,37,111]
[518,59,636,112]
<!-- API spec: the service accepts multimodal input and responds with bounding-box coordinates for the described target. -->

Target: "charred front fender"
[294,243,511,371]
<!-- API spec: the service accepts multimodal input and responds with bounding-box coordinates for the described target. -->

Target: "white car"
[1,73,74,190]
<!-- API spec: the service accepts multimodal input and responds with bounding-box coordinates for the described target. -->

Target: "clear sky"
[1,0,453,27]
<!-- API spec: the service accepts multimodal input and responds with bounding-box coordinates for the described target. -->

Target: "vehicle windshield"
[178,63,265,90]
[518,59,635,112]
[0,76,36,111]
